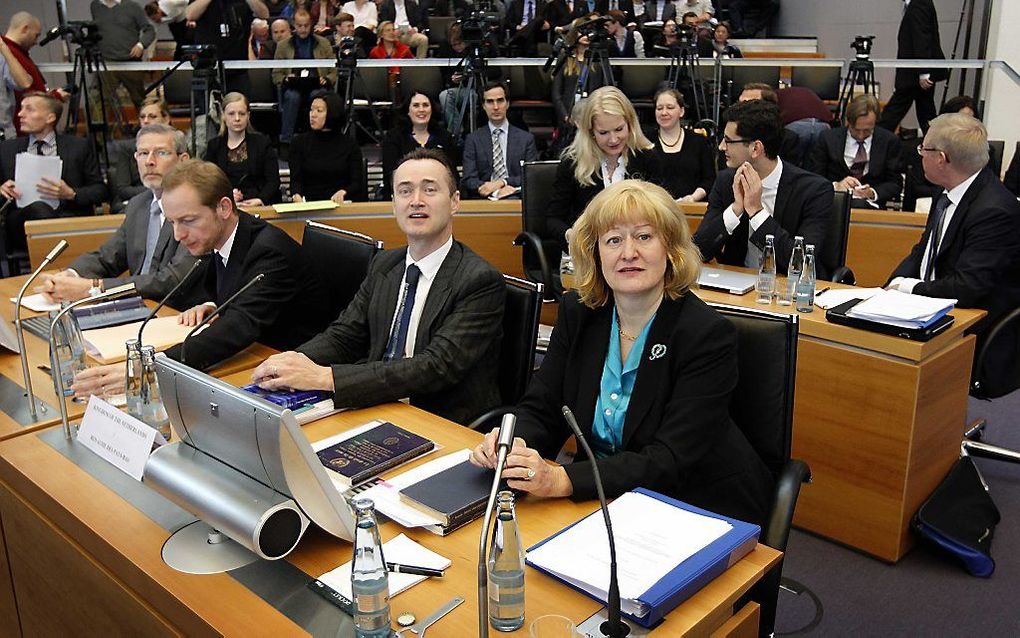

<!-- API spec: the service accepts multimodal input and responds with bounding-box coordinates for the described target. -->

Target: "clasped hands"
[469,428,573,498]
[730,162,763,218]
[478,179,515,199]
[35,271,93,302]
[834,176,876,200]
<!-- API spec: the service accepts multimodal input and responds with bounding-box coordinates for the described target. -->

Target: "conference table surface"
[0,276,277,441]
[0,393,782,636]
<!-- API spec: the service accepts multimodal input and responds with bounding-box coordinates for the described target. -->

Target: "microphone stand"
[477,412,517,638]
[14,239,69,421]
[562,406,630,638]
[137,258,204,347]
[50,283,137,439]
[179,273,264,368]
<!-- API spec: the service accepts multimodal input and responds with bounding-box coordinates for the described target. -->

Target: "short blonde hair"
[925,112,989,174]
[563,86,653,186]
[218,92,253,136]
[570,180,701,308]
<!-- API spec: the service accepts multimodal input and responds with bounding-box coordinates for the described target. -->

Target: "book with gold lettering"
[314,420,435,490]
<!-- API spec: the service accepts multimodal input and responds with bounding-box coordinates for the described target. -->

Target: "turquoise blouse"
[591,309,656,458]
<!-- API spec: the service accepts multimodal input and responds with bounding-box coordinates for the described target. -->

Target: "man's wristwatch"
[88,279,104,297]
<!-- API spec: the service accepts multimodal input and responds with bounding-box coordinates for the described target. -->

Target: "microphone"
[179,273,264,368]
[562,406,629,638]
[477,412,517,638]
[50,283,137,439]
[137,258,204,347]
[14,239,69,421]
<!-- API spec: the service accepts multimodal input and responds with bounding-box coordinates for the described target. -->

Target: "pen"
[816,287,831,296]
[387,562,445,577]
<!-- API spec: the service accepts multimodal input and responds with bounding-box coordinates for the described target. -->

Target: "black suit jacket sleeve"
[692,170,734,262]
[1006,151,1020,197]
[752,174,832,275]
[546,157,582,248]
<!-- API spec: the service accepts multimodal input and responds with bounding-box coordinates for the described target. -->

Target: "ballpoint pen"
[387,562,445,577]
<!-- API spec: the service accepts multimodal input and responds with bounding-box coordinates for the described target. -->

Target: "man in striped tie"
[253,148,506,424]
[461,80,538,200]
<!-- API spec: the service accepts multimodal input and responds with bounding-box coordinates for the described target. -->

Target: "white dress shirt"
[722,158,783,235]
[393,0,410,27]
[389,236,454,358]
[843,133,879,206]
[341,0,379,29]
[889,170,981,294]
[600,154,628,188]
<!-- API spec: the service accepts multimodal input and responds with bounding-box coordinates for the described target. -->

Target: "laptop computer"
[696,267,757,295]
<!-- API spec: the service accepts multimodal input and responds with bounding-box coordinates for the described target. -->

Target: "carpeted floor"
[775,388,1020,636]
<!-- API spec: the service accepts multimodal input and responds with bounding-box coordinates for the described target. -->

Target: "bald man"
[2,13,65,135]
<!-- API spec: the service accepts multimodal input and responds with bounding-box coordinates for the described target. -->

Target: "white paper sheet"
[318,533,451,599]
[847,289,956,327]
[526,491,732,613]
[14,152,62,209]
[813,287,883,310]
[9,293,61,313]
[356,449,472,528]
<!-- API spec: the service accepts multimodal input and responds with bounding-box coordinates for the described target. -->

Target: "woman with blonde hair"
[546,85,660,251]
[470,180,773,526]
[203,92,280,205]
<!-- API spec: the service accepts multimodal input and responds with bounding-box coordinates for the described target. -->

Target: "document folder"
[525,488,760,628]
[826,298,955,341]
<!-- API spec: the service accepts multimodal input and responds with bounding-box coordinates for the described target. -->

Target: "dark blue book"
[316,421,435,488]
[240,384,329,410]
[73,296,150,330]
[399,460,493,528]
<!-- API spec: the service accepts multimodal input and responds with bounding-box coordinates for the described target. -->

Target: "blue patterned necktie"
[384,264,422,361]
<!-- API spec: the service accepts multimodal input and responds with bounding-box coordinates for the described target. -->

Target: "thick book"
[399,459,492,528]
[526,488,761,628]
[73,296,150,331]
[315,421,434,490]
[240,384,328,410]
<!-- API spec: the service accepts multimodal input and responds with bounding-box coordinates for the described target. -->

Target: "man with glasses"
[888,113,1020,382]
[693,99,833,277]
[36,124,197,302]
[808,94,903,209]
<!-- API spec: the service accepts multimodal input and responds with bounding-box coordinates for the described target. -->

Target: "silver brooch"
[649,344,667,360]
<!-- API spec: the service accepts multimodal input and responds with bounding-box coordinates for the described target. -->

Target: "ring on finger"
[526,468,536,480]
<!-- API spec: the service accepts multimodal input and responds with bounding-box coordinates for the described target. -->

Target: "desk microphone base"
[0,374,54,426]
[161,520,260,574]
[577,608,651,638]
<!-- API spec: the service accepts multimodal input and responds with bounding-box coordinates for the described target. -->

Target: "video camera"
[851,34,875,60]
[39,21,101,48]
[459,10,501,47]
[335,36,359,68]
[178,44,219,71]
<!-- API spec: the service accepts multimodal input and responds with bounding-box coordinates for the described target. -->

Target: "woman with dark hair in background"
[379,90,460,198]
[651,88,714,202]
[289,91,364,203]
[203,92,281,206]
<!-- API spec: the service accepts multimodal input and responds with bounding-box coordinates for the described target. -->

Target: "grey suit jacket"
[298,240,505,424]
[461,123,538,196]
[68,189,198,300]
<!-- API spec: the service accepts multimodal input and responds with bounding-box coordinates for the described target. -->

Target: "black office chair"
[466,275,545,430]
[723,66,782,103]
[962,304,1020,461]
[517,160,563,302]
[619,65,666,113]
[822,190,855,284]
[300,222,384,319]
[988,139,1005,178]
[400,66,444,101]
[790,66,841,102]
[708,303,812,638]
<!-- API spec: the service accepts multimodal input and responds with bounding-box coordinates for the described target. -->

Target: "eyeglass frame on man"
[721,136,755,146]
[134,149,177,160]
[917,144,950,162]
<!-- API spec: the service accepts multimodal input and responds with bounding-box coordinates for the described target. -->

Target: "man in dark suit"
[462,81,538,200]
[694,99,834,277]
[637,0,675,26]
[0,92,107,252]
[35,124,197,303]
[809,94,904,209]
[888,114,1020,383]
[251,148,505,424]
[878,0,947,134]
[505,0,553,56]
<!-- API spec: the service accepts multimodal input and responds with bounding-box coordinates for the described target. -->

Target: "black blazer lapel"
[414,242,462,348]
[937,170,987,259]
[220,214,254,300]
[773,163,794,225]
[370,250,408,360]
[570,305,612,444]
[621,295,681,448]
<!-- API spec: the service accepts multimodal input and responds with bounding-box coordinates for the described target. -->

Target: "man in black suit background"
[0,92,107,253]
[888,114,1020,384]
[809,94,904,209]
[461,81,538,200]
[251,148,505,425]
[694,99,834,277]
[878,0,947,134]
[36,124,197,303]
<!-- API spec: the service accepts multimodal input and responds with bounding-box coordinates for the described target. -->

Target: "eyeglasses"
[720,136,754,146]
[916,144,947,158]
[134,149,176,160]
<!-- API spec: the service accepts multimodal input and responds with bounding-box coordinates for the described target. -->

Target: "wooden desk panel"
[0,402,781,636]
[0,508,19,637]
[846,209,927,288]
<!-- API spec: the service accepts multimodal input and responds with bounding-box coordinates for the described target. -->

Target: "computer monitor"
[146,355,355,573]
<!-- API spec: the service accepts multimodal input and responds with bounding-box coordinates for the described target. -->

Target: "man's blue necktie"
[384,264,422,361]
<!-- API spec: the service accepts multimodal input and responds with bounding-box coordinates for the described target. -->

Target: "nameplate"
[77,396,157,481]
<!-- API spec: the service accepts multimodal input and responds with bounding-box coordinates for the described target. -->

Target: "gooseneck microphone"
[179,273,264,367]
[50,283,137,439]
[15,239,69,421]
[477,412,517,638]
[137,258,204,347]
[562,405,630,638]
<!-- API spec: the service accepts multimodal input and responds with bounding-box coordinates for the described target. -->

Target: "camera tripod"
[66,42,120,171]
[837,58,876,122]
[146,54,224,154]
[450,44,494,140]
[666,42,709,121]
[335,55,384,142]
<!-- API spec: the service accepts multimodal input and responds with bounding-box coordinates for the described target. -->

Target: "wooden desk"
[0,401,781,637]
[0,277,277,442]
[693,275,982,562]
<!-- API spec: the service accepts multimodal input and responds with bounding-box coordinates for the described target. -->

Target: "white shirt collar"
[215,218,240,266]
[761,157,783,191]
[405,235,454,282]
[101,0,122,6]
[28,130,56,148]
[488,120,509,136]
[600,154,628,187]
[945,170,982,206]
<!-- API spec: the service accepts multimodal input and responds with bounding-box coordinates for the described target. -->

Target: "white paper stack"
[9,293,61,313]
[814,287,883,310]
[355,449,471,529]
[318,533,451,599]
[846,289,956,329]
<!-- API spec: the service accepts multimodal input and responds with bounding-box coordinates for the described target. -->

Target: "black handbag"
[912,455,1000,577]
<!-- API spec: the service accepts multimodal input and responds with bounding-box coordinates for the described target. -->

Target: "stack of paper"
[846,289,956,329]
[356,449,469,529]
[814,287,883,310]
[9,293,60,313]
[82,316,192,364]
[272,200,339,213]
[318,533,451,599]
